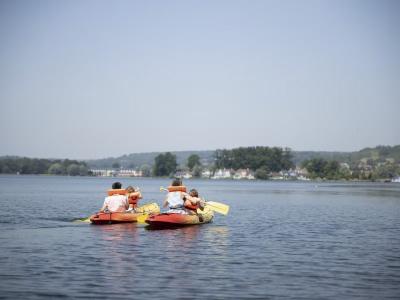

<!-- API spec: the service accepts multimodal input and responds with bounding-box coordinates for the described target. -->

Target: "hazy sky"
[1,0,399,159]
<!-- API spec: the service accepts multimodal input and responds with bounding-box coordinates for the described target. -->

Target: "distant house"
[233,169,255,180]
[340,163,350,170]
[269,172,284,180]
[212,169,232,179]
[90,169,142,177]
[183,172,193,179]
[392,176,400,183]
[174,170,193,179]
[201,169,212,178]
[118,169,143,177]
[90,169,116,177]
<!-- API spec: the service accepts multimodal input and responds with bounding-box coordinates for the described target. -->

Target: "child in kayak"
[126,186,142,212]
[100,182,129,213]
[183,188,205,215]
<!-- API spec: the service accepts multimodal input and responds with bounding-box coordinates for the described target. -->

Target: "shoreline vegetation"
[1,145,399,182]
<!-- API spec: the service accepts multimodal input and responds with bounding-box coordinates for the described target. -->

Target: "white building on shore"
[212,168,232,179]
[90,169,142,177]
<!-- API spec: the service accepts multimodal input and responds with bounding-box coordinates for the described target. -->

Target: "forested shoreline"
[0,157,89,176]
[1,145,399,180]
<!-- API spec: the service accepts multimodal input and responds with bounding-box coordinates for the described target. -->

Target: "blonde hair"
[126,186,135,193]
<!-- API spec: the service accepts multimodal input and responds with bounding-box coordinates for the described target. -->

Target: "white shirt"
[166,192,184,209]
[102,195,129,212]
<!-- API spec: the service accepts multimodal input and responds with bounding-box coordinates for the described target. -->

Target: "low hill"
[86,145,400,169]
[291,151,351,165]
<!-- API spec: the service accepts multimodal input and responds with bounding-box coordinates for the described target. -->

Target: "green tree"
[112,162,121,169]
[48,163,65,175]
[79,165,89,176]
[140,164,151,177]
[374,162,399,179]
[67,164,80,176]
[324,160,340,179]
[187,154,201,171]
[302,158,341,179]
[19,157,33,174]
[153,152,177,176]
[192,164,203,178]
[1,165,11,173]
[255,167,269,180]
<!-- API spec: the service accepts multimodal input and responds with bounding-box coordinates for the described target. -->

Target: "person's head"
[112,182,122,189]
[171,178,182,186]
[189,188,199,197]
[126,186,135,193]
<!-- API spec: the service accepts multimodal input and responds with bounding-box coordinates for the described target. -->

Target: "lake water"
[0,175,399,299]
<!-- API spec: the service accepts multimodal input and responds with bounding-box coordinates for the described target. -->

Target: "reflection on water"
[0,176,399,299]
[92,223,139,241]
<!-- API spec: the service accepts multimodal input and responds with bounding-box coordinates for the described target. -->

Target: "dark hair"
[112,182,122,189]
[190,189,199,197]
[171,178,182,186]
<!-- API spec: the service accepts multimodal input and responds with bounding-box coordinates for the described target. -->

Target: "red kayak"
[145,208,213,229]
[89,203,159,225]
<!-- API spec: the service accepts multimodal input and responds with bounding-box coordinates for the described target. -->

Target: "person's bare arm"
[162,196,169,208]
[99,200,107,212]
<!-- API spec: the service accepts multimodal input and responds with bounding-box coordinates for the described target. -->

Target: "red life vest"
[128,192,140,207]
[184,202,199,211]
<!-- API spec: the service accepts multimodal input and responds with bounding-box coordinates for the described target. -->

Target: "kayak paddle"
[203,201,229,215]
[136,214,149,223]
[73,217,91,223]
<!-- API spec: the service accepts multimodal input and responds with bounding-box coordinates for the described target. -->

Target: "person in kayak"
[183,188,206,222]
[183,188,205,215]
[100,182,129,213]
[162,178,188,214]
[163,179,205,215]
[126,186,142,212]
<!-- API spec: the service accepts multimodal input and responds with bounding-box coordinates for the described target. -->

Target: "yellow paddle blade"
[135,203,160,214]
[205,201,229,215]
[136,214,149,223]
[73,217,91,223]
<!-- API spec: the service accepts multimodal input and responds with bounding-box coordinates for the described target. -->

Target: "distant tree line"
[3,145,399,180]
[0,157,89,176]
[214,146,294,178]
[301,158,345,180]
[301,158,400,180]
[151,147,295,178]
[151,148,399,181]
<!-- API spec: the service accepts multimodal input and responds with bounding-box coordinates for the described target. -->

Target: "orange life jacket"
[167,186,187,193]
[107,189,127,196]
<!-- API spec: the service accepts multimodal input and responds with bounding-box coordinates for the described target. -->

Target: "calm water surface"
[0,175,399,299]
